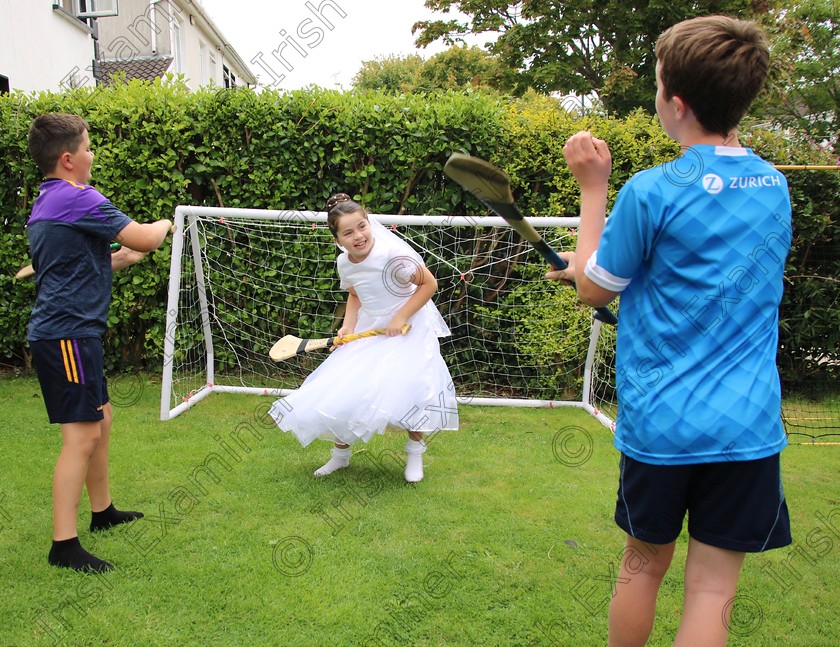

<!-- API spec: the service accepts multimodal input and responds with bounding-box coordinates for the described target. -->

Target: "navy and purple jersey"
[584,145,792,465]
[27,178,133,341]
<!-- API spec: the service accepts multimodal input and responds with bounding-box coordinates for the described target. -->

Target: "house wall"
[98,0,178,59]
[97,0,254,89]
[0,1,96,93]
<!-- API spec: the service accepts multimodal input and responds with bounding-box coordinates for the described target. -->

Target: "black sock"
[48,537,112,573]
[90,502,144,532]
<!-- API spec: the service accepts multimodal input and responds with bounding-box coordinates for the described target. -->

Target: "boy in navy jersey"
[549,17,792,646]
[27,113,173,572]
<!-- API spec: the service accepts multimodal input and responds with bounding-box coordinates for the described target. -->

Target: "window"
[208,52,217,85]
[61,68,85,90]
[199,40,207,82]
[200,41,217,85]
[171,14,185,74]
[74,0,119,18]
[0,75,9,95]
[223,65,236,89]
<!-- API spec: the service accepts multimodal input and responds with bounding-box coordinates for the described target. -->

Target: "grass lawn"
[1,374,838,646]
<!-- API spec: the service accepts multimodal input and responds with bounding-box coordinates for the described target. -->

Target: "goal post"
[160,205,617,426]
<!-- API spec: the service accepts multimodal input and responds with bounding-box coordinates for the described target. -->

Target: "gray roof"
[96,56,174,85]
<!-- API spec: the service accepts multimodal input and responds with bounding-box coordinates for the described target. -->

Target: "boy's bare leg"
[53,421,101,540]
[50,420,113,571]
[85,402,144,531]
[674,538,745,647]
[85,402,112,513]
[608,536,676,647]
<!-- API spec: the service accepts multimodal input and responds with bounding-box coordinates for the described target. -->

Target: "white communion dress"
[269,219,459,447]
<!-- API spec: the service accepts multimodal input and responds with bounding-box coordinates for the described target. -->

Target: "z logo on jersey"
[702,173,724,194]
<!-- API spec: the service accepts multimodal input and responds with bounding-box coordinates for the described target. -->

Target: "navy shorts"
[30,338,109,424]
[615,452,792,553]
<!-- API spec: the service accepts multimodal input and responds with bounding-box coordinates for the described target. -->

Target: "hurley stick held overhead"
[443,152,617,325]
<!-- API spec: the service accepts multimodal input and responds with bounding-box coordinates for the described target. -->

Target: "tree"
[755,0,838,154]
[417,45,516,92]
[413,0,763,114]
[353,54,425,93]
[352,46,514,94]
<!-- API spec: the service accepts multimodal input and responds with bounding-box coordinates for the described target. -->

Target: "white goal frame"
[160,205,616,428]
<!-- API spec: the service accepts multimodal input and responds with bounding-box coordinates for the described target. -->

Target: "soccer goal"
[160,206,617,426]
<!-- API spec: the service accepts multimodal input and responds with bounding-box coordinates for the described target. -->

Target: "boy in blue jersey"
[27,113,173,572]
[548,16,792,646]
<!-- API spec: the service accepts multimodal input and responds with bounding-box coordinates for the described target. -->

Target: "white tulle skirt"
[269,302,459,447]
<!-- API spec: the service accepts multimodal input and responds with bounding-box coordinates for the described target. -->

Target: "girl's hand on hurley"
[330,325,354,351]
[563,131,612,191]
[385,316,408,337]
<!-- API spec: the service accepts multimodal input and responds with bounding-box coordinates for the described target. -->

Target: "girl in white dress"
[269,194,459,482]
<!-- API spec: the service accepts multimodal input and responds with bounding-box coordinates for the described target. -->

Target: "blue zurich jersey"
[585,146,791,464]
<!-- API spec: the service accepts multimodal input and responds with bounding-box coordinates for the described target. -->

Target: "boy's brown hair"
[28,113,90,175]
[655,15,769,138]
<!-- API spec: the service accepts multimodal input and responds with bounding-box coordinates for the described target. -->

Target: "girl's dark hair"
[326,193,367,236]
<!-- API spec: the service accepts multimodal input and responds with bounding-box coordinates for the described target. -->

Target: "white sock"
[314,446,351,477]
[404,439,426,483]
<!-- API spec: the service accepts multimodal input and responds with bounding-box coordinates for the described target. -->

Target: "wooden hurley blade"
[269,335,334,362]
[14,264,35,280]
[443,152,515,205]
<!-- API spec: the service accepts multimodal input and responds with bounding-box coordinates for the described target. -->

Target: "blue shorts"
[30,338,109,424]
[615,452,792,553]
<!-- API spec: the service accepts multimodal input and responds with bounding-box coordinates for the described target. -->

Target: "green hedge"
[1,79,837,394]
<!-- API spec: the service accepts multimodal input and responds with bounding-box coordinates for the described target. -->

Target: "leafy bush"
[1,80,836,396]
[742,126,840,392]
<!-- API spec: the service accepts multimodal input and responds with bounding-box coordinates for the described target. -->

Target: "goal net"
[161,206,617,426]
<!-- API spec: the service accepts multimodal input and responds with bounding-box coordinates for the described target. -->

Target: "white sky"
[198,0,479,90]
